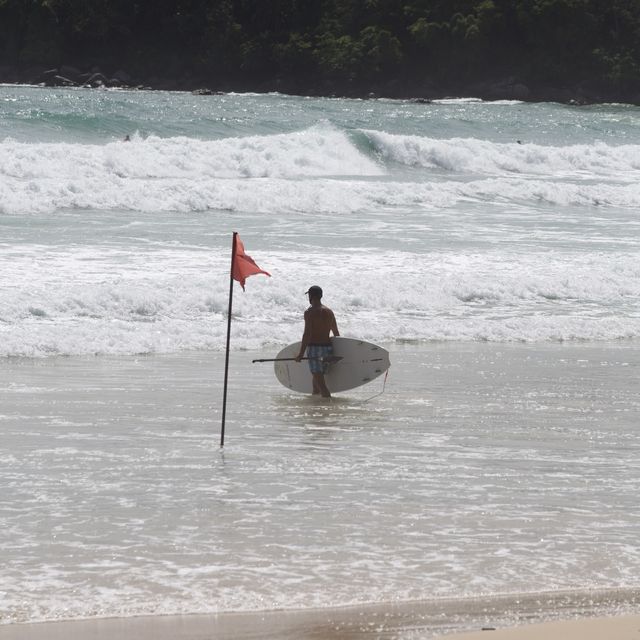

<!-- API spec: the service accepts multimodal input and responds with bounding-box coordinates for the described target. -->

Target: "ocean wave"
[3,170,640,215]
[0,124,382,181]
[1,249,638,357]
[3,125,640,214]
[363,130,640,177]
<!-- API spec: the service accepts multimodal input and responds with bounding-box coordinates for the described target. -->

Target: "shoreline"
[0,73,633,106]
[1,588,639,639]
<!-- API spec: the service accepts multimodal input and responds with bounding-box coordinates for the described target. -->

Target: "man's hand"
[295,354,303,362]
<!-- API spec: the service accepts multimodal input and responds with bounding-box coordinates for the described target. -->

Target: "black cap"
[305,285,323,298]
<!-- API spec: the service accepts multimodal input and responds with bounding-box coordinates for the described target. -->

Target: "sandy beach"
[0,596,638,639]
[442,614,640,639]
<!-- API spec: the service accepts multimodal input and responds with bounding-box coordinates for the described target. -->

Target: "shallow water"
[1,343,638,624]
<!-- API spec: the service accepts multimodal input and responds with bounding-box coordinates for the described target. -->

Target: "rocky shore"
[0,63,632,105]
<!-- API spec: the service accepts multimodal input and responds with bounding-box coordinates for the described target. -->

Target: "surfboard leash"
[358,368,389,403]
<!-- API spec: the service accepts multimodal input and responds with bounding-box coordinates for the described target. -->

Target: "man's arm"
[331,310,339,337]
[295,310,311,361]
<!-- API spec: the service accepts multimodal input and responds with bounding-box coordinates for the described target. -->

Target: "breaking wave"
[364,130,640,178]
[1,248,638,357]
[3,125,640,214]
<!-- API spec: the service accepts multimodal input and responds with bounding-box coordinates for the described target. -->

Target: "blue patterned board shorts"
[306,344,333,374]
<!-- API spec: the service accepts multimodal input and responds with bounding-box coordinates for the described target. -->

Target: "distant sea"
[1,86,639,633]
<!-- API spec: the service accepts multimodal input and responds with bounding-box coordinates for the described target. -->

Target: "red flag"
[232,234,270,290]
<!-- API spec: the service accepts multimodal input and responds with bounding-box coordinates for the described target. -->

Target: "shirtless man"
[295,285,340,397]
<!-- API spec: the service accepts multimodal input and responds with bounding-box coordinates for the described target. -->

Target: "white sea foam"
[1,124,639,356]
[4,172,640,216]
[4,127,640,214]
[1,247,638,357]
[2,125,382,180]
[364,130,640,178]
[0,125,383,210]
[432,97,485,104]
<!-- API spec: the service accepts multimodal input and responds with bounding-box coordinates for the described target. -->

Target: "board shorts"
[306,344,333,375]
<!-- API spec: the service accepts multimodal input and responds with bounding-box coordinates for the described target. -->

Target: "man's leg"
[312,373,331,398]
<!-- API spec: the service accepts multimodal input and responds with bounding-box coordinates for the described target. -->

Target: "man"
[295,285,340,397]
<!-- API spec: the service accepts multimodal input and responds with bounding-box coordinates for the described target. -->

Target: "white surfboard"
[272,337,390,394]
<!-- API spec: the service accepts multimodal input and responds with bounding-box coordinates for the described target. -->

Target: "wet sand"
[443,613,640,639]
[0,590,639,640]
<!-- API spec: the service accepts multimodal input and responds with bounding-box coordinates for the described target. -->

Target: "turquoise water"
[3,87,640,145]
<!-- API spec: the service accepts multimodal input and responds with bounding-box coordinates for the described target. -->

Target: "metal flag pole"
[220,231,237,448]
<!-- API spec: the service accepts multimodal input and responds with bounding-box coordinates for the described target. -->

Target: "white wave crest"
[364,130,640,178]
[0,125,383,204]
[4,125,640,214]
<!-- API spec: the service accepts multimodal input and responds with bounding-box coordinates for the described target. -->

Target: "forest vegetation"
[1,0,639,102]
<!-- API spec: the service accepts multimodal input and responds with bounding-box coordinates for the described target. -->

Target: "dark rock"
[39,68,60,84]
[112,69,133,85]
[46,75,78,87]
[82,72,108,87]
[107,75,133,87]
[59,65,82,82]
[472,78,531,101]
[542,86,578,103]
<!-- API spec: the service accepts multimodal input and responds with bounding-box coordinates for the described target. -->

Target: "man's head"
[305,285,323,301]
